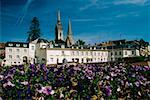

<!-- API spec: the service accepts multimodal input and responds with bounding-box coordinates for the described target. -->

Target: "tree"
[27,17,41,42]
[134,39,149,56]
[75,39,86,46]
[139,39,149,48]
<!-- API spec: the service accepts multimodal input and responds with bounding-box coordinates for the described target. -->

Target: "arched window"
[60,32,62,38]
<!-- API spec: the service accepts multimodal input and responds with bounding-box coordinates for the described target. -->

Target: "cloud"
[79,0,99,11]
[74,32,111,44]
[72,18,96,22]
[16,0,35,25]
[116,14,127,18]
[114,0,148,5]
[115,11,140,18]
[95,23,117,27]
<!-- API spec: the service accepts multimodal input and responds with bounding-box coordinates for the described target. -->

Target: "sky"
[0,0,150,44]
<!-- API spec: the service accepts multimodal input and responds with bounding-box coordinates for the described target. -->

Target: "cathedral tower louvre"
[55,10,64,44]
[66,19,74,47]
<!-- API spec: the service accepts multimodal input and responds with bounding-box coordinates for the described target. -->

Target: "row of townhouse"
[2,39,141,66]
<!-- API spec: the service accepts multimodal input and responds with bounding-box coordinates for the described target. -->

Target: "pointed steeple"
[66,19,74,47]
[55,10,64,43]
[57,10,61,22]
[67,18,72,35]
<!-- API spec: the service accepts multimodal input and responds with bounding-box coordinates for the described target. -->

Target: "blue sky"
[0,0,150,44]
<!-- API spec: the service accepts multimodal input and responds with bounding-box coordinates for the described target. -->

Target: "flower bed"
[0,63,149,99]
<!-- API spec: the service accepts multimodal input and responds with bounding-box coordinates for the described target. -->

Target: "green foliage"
[75,39,86,46]
[139,39,149,47]
[27,17,41,42]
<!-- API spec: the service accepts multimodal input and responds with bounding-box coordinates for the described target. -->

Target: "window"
[132,51,134,55]
[16,44,20,47]
[82,58,84,63]
[23,44,27,47]
[60,33,62,37]
[8,43,13,46]
[31,46,34,50]
[50,58,53,62]
[115,52,117,55]
[24,49,27,52]
[111,58,113,61]
[81,51,84,56]
[119,51,122,55]
[72,51,75,55]
[111,52,113,56]
[90,52,93,56]
[9,49,12,52]
[62,51,65,55]
[125,51,127,55]
[86,52,88,56]
[16,49,19,52]
[91,58,93,61]
[72,58,74,62]
[9,55,12,59]
[42,45,46,48]
[17,55,19,58]
[77,51,79,56]
[94,52,96,56]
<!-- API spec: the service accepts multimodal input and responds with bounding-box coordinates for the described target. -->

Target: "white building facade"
[45,48,108,64]
[5,42,36,66]
[5,42,29,65]
[108,48,140,62]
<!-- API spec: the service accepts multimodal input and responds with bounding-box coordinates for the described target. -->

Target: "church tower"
[66,19,74,47]
[55,10,64,43]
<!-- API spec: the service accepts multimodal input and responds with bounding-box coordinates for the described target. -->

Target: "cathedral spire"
[66,19,74,47]
[55,10,64,43]
[57,10,61,22]
[67,18,72,35]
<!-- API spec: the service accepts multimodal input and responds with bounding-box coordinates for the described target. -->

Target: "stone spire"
[55,10,64,43]
[57,10,61,22]
[67,19,72,35]
[66,19,74,47]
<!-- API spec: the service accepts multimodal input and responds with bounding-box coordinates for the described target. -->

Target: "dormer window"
[23,44,27,47]
[16,44,20,47]
[8,43,13,46]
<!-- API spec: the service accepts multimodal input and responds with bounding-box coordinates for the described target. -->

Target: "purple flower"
[30,64,34,69]
[3,81,15,88]
[38,86,55,95]
[135,81,140,87]
[105,86,112,96]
